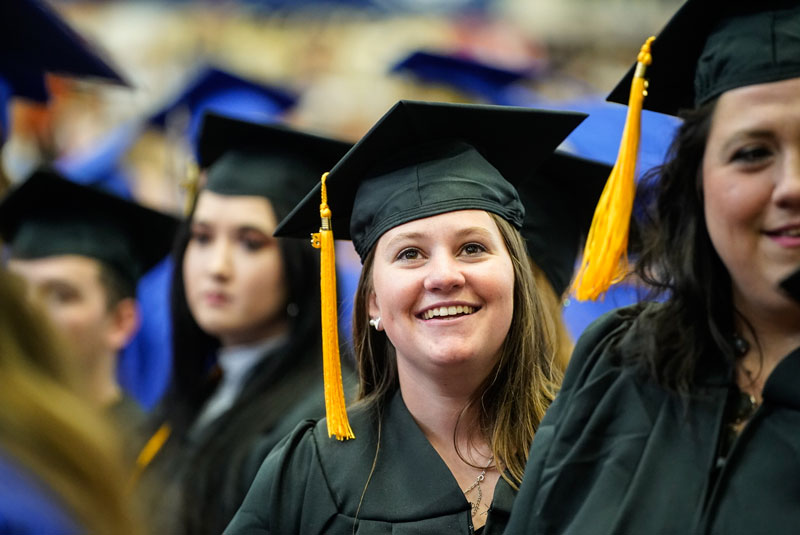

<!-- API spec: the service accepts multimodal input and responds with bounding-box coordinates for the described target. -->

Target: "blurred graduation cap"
[607,0,800,116]
[148,67,298,147]
[519,151,610,297]
[275,100,587,260]
[0,0,128,142]
[195,111,351,209]
[0,169,179,288]
[390,50,529,105]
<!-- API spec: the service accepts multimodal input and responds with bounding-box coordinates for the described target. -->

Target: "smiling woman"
[506,2,800,534]
[224,100,591,535]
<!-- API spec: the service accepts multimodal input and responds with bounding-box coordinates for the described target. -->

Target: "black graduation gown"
[505,304,800,535]
[225,391,517,534]
[143,343,332,535]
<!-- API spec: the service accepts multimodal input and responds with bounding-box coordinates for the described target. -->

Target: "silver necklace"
[463,456,493,516]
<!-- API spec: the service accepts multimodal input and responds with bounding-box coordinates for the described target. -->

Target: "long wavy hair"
[351,213,562,487]
[632,98,745,393]
[0,269,141,535]
[148,190,322,535]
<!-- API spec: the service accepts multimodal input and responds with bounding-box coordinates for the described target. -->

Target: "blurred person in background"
[0,267,142,534]
[136,112,352,535]
[226,100,587,534]
[506,2,800,533]
[0,0,128,193]
[0,170,178,426]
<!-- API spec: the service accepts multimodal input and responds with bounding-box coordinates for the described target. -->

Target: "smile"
[420,305,478,320]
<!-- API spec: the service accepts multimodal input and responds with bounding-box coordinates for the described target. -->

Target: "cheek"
[242,250,287,312]
[182,245,203,300]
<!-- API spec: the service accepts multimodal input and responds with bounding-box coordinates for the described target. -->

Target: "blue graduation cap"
[0,0,128,101]
[147,66,298,146]
[390,50,530,105]
[0,0,128,143]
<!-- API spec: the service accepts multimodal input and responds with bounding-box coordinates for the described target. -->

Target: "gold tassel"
[571,36,655,301]
[311,172,354,440]
[126,422,172,492]
[181,160,200,216]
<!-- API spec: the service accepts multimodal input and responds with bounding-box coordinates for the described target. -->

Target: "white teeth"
[422,305,475,320]
[780,228,800,237]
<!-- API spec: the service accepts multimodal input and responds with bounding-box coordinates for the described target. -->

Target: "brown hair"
[351,213,563,487]
[0,269,142,535]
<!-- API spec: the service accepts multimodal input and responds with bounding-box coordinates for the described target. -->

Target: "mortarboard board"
[0,0,128,103]
[607,0,800,116]
[519,151,611,297]
[275,99,587,261]
[149,67,297,146]
[195,111,351,209]
[390,50,529,105]
[0,169,179,288]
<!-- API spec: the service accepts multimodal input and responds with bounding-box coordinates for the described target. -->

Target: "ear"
[368,290,381,323]
[106,298,140,353]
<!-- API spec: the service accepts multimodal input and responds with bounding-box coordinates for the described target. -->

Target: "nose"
[773,150,800,209]
[207,240,233,281]
[423,252,465,293]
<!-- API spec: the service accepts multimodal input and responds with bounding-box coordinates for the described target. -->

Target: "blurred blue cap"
[0,0,129,103]
[390,50,529,105]
[55,122,142,199]
[148,66,298,146]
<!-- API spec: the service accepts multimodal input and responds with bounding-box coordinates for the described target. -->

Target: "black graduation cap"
[0,0,128,103]
[519,151,610,297]
[274,100,587,262]
[0,169,179,287]
[195,112,352,209]
[607,0,800,116]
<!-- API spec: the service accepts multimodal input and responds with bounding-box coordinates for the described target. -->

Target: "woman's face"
[368,210,515,384]
[183,190,288,346]
[703,76,800,317]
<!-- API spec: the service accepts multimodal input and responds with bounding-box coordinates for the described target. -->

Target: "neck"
[398,362,490,463]
[87,351,122,407]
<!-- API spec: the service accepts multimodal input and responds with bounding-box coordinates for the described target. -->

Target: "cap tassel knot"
[311,172,354,440]
[572,36,655,301]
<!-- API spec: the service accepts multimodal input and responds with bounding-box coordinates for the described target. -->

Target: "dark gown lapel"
[315,390,515,524]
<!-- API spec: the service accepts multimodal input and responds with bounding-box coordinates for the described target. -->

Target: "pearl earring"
[369,317,381,330]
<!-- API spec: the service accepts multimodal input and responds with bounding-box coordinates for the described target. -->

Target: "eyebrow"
[384,226,496,250]
[720,129,775,155]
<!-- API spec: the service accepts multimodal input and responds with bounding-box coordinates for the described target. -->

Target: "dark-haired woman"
[506,2,800,534]
[138,113,352,535]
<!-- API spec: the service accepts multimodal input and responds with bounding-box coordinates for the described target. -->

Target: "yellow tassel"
[182,160,200,216]
[311,172,354,440]
[572,36,655,301]
[126,422,172,492]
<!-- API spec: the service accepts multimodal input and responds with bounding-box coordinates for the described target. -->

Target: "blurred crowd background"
[5,0,682,207]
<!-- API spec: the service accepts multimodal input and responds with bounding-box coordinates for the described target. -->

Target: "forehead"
[377,209,501,246]
[711,77,800,134]
[7,254,103,287]
[193,189,278,228]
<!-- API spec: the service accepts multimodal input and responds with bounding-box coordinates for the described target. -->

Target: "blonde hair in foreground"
[0,269,142,535]
[352,213,564,488]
